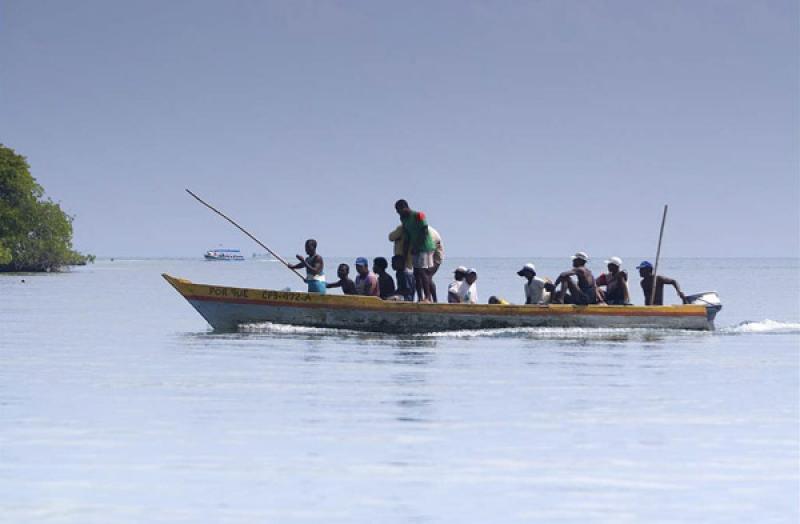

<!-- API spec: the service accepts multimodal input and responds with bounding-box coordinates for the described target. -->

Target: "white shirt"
[524,277,547,304]
[448,279,464,303]
[462,281,478,304]
[428,226,444,266]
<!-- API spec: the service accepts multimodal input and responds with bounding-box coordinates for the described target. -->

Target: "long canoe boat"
[163,274,722,332]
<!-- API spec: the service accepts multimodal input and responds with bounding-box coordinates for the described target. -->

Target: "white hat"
[517,263,536,275]
[466,268,477,275]
[604,256,623,267]
[571,251,589,262]
[454,266,468,274]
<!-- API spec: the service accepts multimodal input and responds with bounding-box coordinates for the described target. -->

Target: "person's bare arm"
[326,279,342,289]
[554,268,577,285]
[659,276,687,303]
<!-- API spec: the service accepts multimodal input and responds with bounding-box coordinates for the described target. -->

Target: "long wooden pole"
[650,204,668,305]
[185,189,306,281]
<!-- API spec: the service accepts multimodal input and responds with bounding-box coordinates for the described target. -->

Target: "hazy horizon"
[2,1,798,259]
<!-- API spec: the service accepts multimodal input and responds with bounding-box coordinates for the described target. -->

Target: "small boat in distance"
[204,249,245,261]
[162,274,722,333]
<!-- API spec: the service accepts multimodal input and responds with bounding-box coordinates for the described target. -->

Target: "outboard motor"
[685,291,723,322]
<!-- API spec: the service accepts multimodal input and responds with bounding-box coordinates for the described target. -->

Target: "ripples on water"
[0,259,798,523]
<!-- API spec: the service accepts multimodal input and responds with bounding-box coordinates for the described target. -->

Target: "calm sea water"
[1,257,798,523]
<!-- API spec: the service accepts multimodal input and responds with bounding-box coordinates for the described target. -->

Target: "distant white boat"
[204,249,245,261]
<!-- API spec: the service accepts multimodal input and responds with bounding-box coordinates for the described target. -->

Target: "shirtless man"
[636,261,687,305]
[289,239,325,294]
[553,251,597,305]
[595,256,630,305]
[326,263,356,295]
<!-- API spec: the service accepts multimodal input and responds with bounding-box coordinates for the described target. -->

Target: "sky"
[1,0,798,259]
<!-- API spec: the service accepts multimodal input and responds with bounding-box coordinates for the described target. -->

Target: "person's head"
[488,296,501,304]
[355,257,369,276]
[391,255,405,272]
[465,268,478,285]
[394,199,411,218]
[636,260,653,278]
[337,263,350,279]
[373,257,388,274]
[605,256,623,274]
[304,238,317,256]
[517,263,536,280]
[453,266,467,281]
[571,251,589,268]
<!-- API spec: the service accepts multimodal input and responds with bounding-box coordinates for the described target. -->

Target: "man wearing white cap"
[553,251,598,305]
[595,256,630,305]
[462,268,479,304]
[447,266,468,303]
[517,263,548,305]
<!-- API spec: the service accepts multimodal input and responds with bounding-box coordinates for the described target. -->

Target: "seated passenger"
[517,263,547,304]
[462,268,479,304]
[636,261,687,305]
[326,263,356,295]
[391,255,415,301]
[289,238,325,294]
[542,280,555,304]
[595,256,630,305]
[553,252,597,305]
[447,266,467,303]
[372,257,396,299]
[488,296,509,305]
[354,257,380,296]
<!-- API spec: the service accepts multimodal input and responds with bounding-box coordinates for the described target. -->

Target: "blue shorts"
[307,279,326,294]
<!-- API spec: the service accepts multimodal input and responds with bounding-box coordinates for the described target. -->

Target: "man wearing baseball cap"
[553,251,598,305]
[447,266,468,303]
[463,268,479,304]
[636,261,687,306]
[353,257,380,297]
[517,263,548,305]
[595,256,630,305]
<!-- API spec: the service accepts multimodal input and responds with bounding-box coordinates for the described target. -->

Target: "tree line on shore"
[0,144,93,272]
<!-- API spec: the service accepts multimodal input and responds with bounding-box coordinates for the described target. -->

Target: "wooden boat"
[163,274,721,333]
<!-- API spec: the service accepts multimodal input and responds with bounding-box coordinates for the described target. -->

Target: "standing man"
[395,199,436,303]
[428,226,444,303]
[553,252,597,305]
[636,261,687,305]
[289,239,325,294]
[595,256,630,305]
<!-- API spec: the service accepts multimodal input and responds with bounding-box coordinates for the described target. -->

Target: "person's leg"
[566,278,590,305]
[429,264,439,302]
[419,270,432,301]
[554,277,569,303]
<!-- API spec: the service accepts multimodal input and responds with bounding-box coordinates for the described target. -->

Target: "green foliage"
[0,144,93,272]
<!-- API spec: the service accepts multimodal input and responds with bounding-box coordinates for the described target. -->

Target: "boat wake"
[239,322,703,342]
[238,320,800,340]
[719,319,800,335]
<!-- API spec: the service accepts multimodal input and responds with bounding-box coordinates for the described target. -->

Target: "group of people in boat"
[290,199,688,306]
